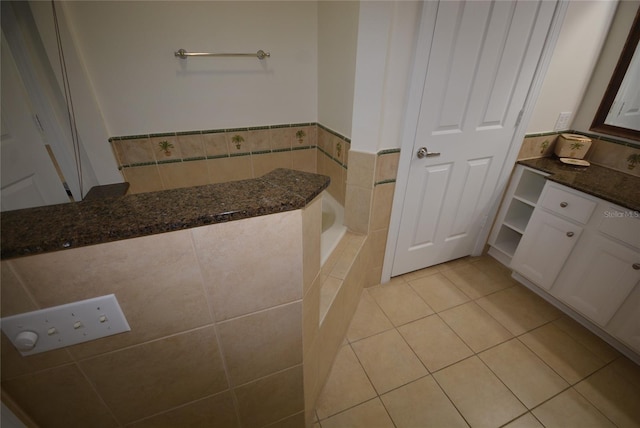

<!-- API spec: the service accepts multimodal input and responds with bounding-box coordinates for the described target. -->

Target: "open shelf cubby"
[513,168,547,206]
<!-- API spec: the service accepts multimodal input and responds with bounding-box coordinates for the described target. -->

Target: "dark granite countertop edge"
[1,169,330,260]
[517,158,640,212]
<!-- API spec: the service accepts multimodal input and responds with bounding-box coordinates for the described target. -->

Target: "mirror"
[591,7,640,141]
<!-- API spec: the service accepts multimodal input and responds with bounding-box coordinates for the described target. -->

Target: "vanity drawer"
[540,184,597,224]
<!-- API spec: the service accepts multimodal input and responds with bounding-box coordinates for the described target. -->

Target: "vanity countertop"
[518,157,640,212]
[1,168,330,260]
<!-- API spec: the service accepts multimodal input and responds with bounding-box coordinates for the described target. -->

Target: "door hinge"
[515,109,524,128]
[33,114,45,133]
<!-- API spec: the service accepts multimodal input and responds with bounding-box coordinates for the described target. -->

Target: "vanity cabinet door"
[553,233,640,327]
[511,209,582,290]
[609,283,640,355]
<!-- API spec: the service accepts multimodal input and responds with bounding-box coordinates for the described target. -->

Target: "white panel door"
[1,31,69,211]
[392,0,557,275]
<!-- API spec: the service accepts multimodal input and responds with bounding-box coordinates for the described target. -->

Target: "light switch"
[1,294,130,355]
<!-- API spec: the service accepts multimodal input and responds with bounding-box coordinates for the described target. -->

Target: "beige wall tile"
[234,365,304,428]
[291,126,311,147]
[517,135,557,160]
[127,391,239,428]
[1,333,73,382]
[325,159,346,206]
[247,129,271,153]
[11,231,213,358]
[315,344,376,419]
[346,151,376,189]
[398,315,473,372]
[370,183,395,232]
[1,261,37,316]
[332,135,346,164]
[207,156,253,183]
[317,128,331,153]
[271,128,293,150]
[368,229,388,272]
[217,302,302,386]
[292,147,317,174]
[191,211,303,321]
[344,185,371,234]
[375,152,399,183]
[588,139,640,177]
[303,332,321,415]
[227,131,250,155]
[150,136,181,162]
[381,376,468,428]
[202,132,229,157]
[303,274,321,357]
[158,160,210,189]
[2,364,118,427]
[302,197,322,294]
[252,151,292,178]
[122,165,164,194]
[177,133,205,159]
[433,356,526,427]
[113,138,154,166]
[80,326,227,424]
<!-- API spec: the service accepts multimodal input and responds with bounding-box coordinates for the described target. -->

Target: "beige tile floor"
[313,255,640,428]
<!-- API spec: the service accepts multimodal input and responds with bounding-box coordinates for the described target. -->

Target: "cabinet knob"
[566,231,575,237]
[633,263,640,271]
[560,202,568,208]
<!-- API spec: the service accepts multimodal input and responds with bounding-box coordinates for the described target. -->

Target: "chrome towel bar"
[174,49,270,60]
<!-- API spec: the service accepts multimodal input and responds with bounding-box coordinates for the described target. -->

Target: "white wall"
[60,1,318,137]
[317,1,359,138]
[350,1,421,153]
[526,1,617,134]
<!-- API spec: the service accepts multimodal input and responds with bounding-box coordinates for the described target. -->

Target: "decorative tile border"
[525,130,639,148]
[110,123,321,169]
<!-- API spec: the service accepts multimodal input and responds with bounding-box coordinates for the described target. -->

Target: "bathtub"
[321,191,347,266]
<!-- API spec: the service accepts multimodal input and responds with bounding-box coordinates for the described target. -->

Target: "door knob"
[417,147,441,159]
[560,202,568,208]
[633,263,640,270]
[566,231,574,237]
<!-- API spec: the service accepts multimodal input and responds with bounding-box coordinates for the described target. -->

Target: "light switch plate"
[1,294,130,355]
[554,111,572,131]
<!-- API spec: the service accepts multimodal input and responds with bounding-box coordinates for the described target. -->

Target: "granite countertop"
[1,169,330,260]
[518,157,640,212]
